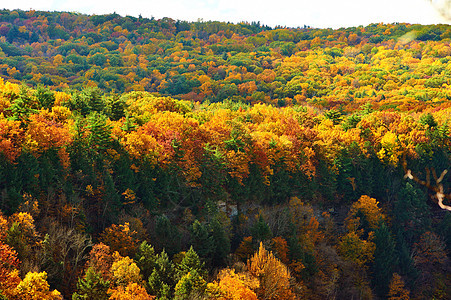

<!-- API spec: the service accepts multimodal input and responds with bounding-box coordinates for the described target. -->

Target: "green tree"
[209,217,231,267]
[190,220,213,260]
[155,215,181,256]
[175,246,205,281]
[72,267,110,300]
[148,250,174,299]
[251,214,273,243]
[134,241,157,281]
[371,222,396,298]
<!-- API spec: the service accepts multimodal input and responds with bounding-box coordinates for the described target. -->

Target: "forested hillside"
[0,9,449,300]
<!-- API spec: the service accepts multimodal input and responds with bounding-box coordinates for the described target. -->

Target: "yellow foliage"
[247,242,295,300]
[108,282,155,300]
[388,273,410,300]
[14,271,62,300]
[338,231,375,267]
[346,195,385,232]
[110,252,142,287]
[208,268,259,300]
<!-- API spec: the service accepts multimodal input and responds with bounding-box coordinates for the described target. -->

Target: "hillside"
[1,9,451,112]
[0,9,449,300]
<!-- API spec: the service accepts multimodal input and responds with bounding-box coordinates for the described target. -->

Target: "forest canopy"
[0,9,449,300]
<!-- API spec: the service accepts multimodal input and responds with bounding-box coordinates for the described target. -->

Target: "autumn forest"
[0,8,449,299]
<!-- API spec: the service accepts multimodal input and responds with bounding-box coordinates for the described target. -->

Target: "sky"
[2,0,449,29]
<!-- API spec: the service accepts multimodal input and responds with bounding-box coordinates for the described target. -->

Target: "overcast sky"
[2,0,449,29]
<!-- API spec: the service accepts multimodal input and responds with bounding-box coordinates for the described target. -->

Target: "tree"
[388,273,410,300]
[251,214,272,243]
[85,243,114,281]
[0,241,21,298]
[40,223,92,298]
[108,282,155,300]
[345,195,385,236]
[110,252,142,287]
[338,231,375,268]
[14,271,62,300]
[207,268,259,300]
[6,86,38,125]
[371,222,396,297]
[72,267,110,300]
[175,247,206,281]
[174,270,207,300]
[134,241,157,281]
[99,223,137,258]
[190,220,213,260]
[210,217,231,267]
[154,215,181,256]
[247,242,295,300]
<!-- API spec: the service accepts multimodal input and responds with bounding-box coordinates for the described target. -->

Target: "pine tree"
[251,214,272,243]
[372,222,396,297]
[190,220,213,260]
[72,267,110,300]
[148,250,174,299]
[209,217,230,267]
[134,241,157,281]
[175,247,205,280]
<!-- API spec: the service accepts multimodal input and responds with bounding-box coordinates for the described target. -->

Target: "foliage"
[0,9,449,299]
[247,242,295,300]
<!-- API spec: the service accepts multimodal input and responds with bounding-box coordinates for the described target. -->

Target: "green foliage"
[147,250,174,299]
[134,241,157,281]
[7,86,37,124]
[190,220,213,260]
[155,215,181,256]
[371,222,396,297]
[72,267,110,300]
[251,214,273,243]
[175,247,206,281]
[35,85,55,110]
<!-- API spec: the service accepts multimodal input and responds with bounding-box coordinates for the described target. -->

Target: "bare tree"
[403,159,451,211]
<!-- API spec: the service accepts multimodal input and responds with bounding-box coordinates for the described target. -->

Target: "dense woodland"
[0,8,449,300]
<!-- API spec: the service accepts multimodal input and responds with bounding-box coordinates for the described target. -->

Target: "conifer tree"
[371,222,396,297]
[72,267,110,300]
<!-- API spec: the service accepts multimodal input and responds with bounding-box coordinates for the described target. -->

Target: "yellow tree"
[109,252,142,287]
[247,242,295,300]
[338,231,375,268]
[387,273,410,300]
[13,271,62,300]
[108,282,155,300]
[207,268,259,300]
[345,195,386,233]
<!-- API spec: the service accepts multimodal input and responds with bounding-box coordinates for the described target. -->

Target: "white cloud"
[1,0,446,28]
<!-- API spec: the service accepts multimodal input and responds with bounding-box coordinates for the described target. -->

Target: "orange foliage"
[0,115,24,162]
[108,282,155,300]
[345,195,386,232]
[208,268,259,300]
[99,223,138,258]
[247,242,295,300]
[388,273,410,300]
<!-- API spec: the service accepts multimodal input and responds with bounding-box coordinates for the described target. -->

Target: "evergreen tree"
[371,222,396,297]
[209,217,231,267]
[72,267,110,300]
[134,241,157,281]
[148,250,174,299]
[155,215,181,256]
[175,247,205,281]
[251,214,272,243]
[190,220,213,260]
[7,86,37,125]
[34,85,55,110]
